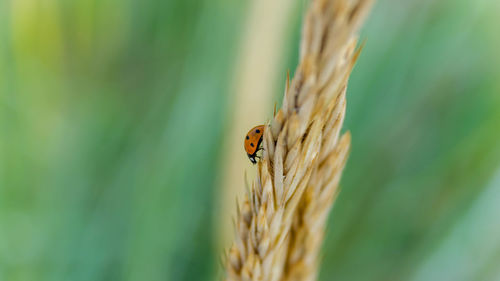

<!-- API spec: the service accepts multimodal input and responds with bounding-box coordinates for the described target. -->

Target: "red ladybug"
[244,125,265,164]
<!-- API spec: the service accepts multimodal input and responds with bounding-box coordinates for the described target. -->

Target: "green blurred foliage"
[1,0,499,281]
[1,0,245,280]
[320,0,500,280]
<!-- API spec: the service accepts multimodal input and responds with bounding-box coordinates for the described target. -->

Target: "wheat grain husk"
[225,0,373,280]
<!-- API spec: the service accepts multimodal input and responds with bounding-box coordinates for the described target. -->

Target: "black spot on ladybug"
[250,143,254,147]
[256,129,261,133]
[246,136,249,140]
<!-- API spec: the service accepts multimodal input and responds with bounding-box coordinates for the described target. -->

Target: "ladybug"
[244,125,265,164]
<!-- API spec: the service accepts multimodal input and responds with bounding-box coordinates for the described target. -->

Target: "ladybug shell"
[244,125,265,157]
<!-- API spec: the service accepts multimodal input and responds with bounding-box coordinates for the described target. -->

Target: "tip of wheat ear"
[225,0,372,280]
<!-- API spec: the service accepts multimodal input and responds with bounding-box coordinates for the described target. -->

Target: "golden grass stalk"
[225,0,372,280]
[217,0,297,254]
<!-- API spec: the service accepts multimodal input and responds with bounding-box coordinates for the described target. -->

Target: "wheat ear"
[225,0,372,280]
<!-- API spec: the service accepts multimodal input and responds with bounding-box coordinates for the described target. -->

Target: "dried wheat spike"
[225,0,372,280]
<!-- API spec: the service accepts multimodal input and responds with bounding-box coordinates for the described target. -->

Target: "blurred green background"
[1,0,499,281]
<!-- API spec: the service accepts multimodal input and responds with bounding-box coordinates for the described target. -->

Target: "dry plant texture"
[218,0,297,252]
[225,0,372,280]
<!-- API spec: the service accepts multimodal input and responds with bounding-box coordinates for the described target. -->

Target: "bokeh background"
[1,0,500,281]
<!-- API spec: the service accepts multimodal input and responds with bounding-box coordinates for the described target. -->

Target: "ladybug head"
[248,154,257,164]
